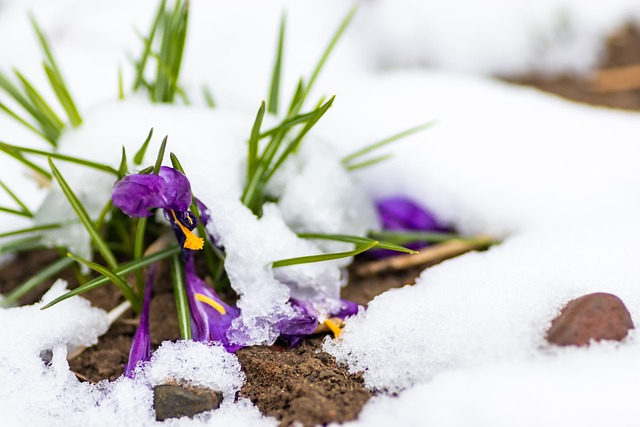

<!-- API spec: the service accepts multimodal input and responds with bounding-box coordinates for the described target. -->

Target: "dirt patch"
[237,339,371,427]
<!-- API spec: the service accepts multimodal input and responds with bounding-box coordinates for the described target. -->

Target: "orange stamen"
[170,210,204,250]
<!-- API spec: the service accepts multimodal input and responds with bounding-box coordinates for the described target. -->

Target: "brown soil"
[3,24,640,427]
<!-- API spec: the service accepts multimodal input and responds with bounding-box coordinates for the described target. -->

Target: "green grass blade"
[0,223,61,239]
[259,109,317,139]
[170,254,191,339]
[0,144,52,181]
[287,78,305,116]
[133,0,166,90]
[298,232,417,254]
[14,70,64,133]
[0,206,31,217]
[66,252,139,312]
[0,101,49,142]
[40,246,180,310]
[345,154,393,171]
[0,257,73,307]
[49,159,119,269]
[0,141,118,176]
[342,121,435,165]
[248,101,266,179]
[134,128,154,165]
[268,13,286,115]
[0,180,32,216]
[264,96,335,183]
[118,146,128,178]
[118,65,124,100]
[202,84,215,108]
[368,230,474,245]
[0,236,44,254]
[29,15,63,80]
[272,240,378,268]
[296,5,356,114]
[153,136,168,173]
[42,63,82,127]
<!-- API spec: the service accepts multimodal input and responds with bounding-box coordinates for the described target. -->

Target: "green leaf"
[42,63,82,128]
[0,143,52,180]
[368,230,472,245]
[345,154,393,171]
[0,223,60,239]
[49,159,119,269]
[153,136,168,173]
[267,13,286,115]
[342,121,435,166]
[13,70,64,134]
[133,0,166,91]
[295,5,356,114]
[0,101,49,142]
[202,84,215,108]
[298,232,417,254]
[0,141,118,176]
[0,236,43,254]
[0,180,32,216]
[0,257,73,307]
[118,65,125,100]
[66,252,139,312]
[0,206,31,217]
[170,254,191,339]
[134,128,154,165]
[264,95,335,183]
[247,101,266,179]
[118,146,128,178]
[272,240,378,268]
[40,246,180,310]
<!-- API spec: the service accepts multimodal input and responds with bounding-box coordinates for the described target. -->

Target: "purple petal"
[184,257,242,352]
[277,298,319,346]
[376,197,441,231]
[157,166,193,211]
[330,299,361,319]
[112,166,193,217]
[124,264,156,377]
[112,174,168,217]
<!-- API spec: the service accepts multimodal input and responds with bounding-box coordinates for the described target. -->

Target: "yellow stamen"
[324,318,343,338]
[195,293,226,315]
[170,210,204,250]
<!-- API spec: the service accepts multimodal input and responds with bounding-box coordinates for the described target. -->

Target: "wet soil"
[3,25,640,427]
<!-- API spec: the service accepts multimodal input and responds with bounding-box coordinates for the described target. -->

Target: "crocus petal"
[124,264,157,377]
[277,298,319,346]
[112,166,193,217]
[157,166,193,211]
[330,299,361,319]
[376,196,441,231]
[184,257,242,352]
[112,174,169,217]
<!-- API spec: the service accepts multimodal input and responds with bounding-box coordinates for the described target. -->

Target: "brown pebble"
[546,292,634,347]
[153,383,222,421]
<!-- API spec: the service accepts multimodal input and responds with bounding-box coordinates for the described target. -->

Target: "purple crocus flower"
[372,196,449,257]
[124,264,157,377]
[184,256,242,352]
[278,298,361,347]
[376,196,443,232]
[112,166,204,254]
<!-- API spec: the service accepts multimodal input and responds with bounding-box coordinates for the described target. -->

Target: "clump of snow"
[144,340,245,399]
[48,98,375,345]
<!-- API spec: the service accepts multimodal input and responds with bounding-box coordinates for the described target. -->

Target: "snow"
[2,0,640,425]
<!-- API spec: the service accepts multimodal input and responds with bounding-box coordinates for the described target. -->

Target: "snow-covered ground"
[2,0,640,425]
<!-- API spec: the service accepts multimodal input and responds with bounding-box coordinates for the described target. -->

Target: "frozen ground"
[2,0,640,426]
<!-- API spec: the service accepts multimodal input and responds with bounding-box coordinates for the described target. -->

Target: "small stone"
[546,292,634,347]
[153,383,223,421]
